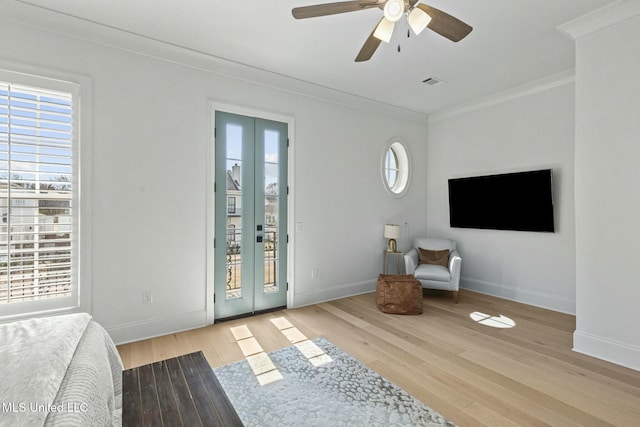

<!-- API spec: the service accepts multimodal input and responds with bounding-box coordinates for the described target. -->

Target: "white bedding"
[0,313,123,427]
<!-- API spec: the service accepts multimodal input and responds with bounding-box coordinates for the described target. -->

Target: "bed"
[0,313,123,426]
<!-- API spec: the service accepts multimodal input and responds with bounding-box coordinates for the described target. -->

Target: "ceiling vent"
[422,77,445,86]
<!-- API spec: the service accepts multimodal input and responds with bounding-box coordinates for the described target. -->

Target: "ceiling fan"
[291,0,472,62]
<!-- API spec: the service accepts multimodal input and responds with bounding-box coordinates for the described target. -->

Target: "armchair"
[404,237,462,302]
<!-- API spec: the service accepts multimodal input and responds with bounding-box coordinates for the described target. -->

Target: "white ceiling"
[13,0,615,115]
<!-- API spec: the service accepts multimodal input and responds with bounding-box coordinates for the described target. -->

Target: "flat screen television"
[448,169,555,232]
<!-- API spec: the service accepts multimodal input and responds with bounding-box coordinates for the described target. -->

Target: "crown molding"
[428,69,575,124]
[3,1,428,124]
[557,0,640,40]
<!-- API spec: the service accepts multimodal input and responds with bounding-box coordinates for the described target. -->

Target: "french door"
[214,111,288,320]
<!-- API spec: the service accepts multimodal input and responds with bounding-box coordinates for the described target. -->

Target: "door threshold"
[214,305,287,324]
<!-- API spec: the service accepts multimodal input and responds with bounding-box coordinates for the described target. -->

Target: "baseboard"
[106,309,207,345]
[461,277,576,314]
[108,279,377,344]
[573,330,640,372]
[292,279,377,308]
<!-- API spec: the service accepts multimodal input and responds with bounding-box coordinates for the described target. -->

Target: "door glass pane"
[264,130,279,294]
[226,124,242,300]
[214,112,287,319]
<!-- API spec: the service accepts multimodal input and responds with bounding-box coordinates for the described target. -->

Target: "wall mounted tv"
[448,169,555,232]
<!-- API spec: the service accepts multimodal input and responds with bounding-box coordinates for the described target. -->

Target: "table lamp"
[384,224,400,252]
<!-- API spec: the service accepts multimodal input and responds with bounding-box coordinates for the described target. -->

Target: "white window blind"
[0,80,74,305]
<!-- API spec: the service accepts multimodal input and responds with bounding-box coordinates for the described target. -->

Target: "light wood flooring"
[117,289,640,426]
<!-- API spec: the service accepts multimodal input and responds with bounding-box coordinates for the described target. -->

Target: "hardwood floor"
[122,352,242,427]
[117,290,640,426]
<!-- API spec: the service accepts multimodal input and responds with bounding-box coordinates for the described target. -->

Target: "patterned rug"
[213,337,456,427]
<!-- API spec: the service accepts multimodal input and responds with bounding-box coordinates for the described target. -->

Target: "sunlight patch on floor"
[270,317,333,367]
[469,311,516,329]
[229,324,283,385]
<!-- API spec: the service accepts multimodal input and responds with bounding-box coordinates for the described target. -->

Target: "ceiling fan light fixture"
[407,7,431,35]
[383,0,404,22]
[291,0,473,62]
[373,18,395,43]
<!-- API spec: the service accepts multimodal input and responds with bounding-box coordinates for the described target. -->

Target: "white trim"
[381,138,412,198]
[106,309,206,345]
[573,330,640,371]
[461,277,576,315]
[0,63,93,321]
[77,67,93,318]
[205,102,216,325]
[292,279,376,308]
[206,101,295,324]
[429,70,575,123]
[557,0,640,40]
[3,1,428,124]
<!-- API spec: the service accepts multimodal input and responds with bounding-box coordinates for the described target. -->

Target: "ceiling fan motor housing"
[384,0,405,22]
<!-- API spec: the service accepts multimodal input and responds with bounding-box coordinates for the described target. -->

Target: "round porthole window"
[381,139,411,197]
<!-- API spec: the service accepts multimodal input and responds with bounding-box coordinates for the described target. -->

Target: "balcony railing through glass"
[225,227,278,300]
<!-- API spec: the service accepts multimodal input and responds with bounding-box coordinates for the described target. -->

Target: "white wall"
[426,77,577,314]
[0,12,428,343]
[567,5,640,371]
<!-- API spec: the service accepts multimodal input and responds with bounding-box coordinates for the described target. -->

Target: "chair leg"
[453,291,459,303]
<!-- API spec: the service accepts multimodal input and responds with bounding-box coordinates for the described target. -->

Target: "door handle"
[257,224,263,243]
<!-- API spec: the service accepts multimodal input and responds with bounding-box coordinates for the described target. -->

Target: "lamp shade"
[407,7,432,35]
[384,224,400,239]
[373,18,395,43]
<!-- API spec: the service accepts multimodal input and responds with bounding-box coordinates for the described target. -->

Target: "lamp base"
[386,238,397,253]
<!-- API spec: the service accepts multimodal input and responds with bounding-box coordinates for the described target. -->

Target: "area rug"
[213,337,456,427]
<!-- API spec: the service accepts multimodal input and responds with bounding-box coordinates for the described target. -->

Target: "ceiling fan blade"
[417,4,472,42]
[355,18,384,62]
[292,1,382,19]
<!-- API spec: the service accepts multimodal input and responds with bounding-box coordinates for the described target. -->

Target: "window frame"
[227,196,236,214]
[381,138,411,198]
[0,65,91,321]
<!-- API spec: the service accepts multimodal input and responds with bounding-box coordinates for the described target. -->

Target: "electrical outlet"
[311,269,319,279]
[142,291,153,304]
